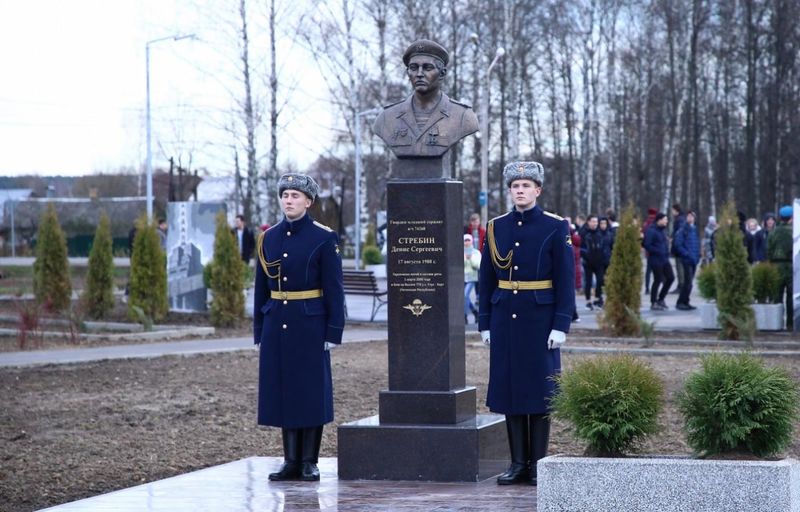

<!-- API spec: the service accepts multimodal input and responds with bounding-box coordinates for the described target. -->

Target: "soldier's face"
[281,190,312,220]
[508,179,541,210]
[407,55,442,95]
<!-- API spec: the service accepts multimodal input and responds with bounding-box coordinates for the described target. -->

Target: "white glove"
[480,330,491,346]
[324,342,336,351]
[547,330,566,350]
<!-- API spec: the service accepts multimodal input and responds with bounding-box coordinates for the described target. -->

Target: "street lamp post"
[476,43,505,224]
[145,34,195,220]
[354,107,382,269]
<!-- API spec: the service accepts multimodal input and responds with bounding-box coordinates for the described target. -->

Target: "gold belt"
[498,280,552,291]
[270,289,323,300]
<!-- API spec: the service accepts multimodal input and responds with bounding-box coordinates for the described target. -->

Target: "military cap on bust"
[502,161,544,187]
[403,39,449,66]
[278,173,319,201]
[779,205,793,219]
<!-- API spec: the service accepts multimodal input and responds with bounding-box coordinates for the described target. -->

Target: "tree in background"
[599,205,643,336]
[128,216,168,323]
[33,203,72,312]
[714,202,754,340]
[208,210,245,327]
[83,212,115,319]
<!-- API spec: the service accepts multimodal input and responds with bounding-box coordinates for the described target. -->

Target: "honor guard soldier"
[478,161,575,486]
[253,173,345,481]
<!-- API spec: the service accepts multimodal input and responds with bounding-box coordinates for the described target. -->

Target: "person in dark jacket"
[642,207,657,293]
[673,211,700,310]
[478,161,575,486]
[644,212,674,310]
[753,213,776,262]
[670,204,686,293]
[253,173,345,482]
[580,215,610,309]
[233,214,256,263]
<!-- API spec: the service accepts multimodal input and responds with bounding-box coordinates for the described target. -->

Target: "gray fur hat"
[278,173,319,201]
[503,161,544,187]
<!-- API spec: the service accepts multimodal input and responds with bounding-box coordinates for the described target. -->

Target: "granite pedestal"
[338,179,507,481]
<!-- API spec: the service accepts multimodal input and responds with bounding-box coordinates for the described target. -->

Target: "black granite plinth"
[386,179,465,396]
[337,414,508,482]
[378,387,476,425]
[392,155,450,179]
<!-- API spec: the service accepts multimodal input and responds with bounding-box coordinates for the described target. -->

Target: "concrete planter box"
[753,303,785,331]
[698,302,719,329]
[538,455,800,512]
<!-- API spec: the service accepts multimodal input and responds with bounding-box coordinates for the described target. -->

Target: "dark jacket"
[580,228,611,267]
[233,226,256,263]
[674,222,700,265]
[478,205,575,415]
[253,213,345,428]
[670,214,686,256]
[753,229,769,262]
[644,224,670,267]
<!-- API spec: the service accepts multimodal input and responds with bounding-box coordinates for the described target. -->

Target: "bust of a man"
[373,40,479,165]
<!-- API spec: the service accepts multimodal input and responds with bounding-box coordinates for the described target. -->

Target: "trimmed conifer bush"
[714,202,754,340]
[677,354,800,458]
[208,210,245,327]
[551,354,664,457]
[599,205,642,336]
[83,212,115,319]
[128,215,168,322]
[33,203,72,312]
[696,263,717,301]
[751,262,780,304]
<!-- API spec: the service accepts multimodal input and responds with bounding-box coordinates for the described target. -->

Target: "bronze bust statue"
[373,40,479,178]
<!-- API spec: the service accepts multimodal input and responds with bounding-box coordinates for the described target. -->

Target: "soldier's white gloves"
[324,342,336,351]
[547,330,566,350]
[480,330,491,346]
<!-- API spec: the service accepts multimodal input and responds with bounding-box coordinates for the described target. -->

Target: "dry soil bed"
[1,341,798,512]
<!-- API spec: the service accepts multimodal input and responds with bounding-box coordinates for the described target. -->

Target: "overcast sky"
[0,0,332,178]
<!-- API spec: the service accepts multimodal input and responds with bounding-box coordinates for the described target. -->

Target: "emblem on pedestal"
[403,298,431,317]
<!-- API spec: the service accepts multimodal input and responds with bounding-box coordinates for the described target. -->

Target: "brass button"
[512,314,517,319]
[282,324,287,329]
[282,277,288,281]
[287,231,292,236]
[513,290,518,295]
[517,221,522,226]
[515,242,520,247]
[283,300,288,305]
[513,265,519,270]
[283,253,288,257]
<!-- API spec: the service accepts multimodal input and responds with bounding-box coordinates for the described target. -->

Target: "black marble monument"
[337,40,507,482]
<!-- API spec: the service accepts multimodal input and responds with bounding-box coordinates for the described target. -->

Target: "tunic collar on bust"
[512,204,542,221]
[283,212,312,232]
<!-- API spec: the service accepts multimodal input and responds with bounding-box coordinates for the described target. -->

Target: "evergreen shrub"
[696,263,717,301]
[599,206,642,336]
[751,262,780,304]
[128,215,168,322]
[714,202,754,340]
[83,212,115,318]
[33,203,72,312]
[677,354,800,458]
[362,245,383,265]
[208,210,245,327]
[551,354,664,457]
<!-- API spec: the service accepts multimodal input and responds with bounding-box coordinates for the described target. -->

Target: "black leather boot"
[497,414,530,485]
[300,425,323,481]
[269,428,302,481]
[528,414,551,486]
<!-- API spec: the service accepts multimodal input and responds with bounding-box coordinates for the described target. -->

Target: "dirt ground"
[1,340,799,512]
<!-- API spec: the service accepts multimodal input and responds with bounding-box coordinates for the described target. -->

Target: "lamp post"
[145,33,195,220]
[474,41,505,224]
[354,107,382,269]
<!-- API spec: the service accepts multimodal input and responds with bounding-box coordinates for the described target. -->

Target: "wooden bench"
[342,269,387,322]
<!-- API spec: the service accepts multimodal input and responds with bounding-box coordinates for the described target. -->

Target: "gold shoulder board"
[543,211,564,221]
[313,221,333,232]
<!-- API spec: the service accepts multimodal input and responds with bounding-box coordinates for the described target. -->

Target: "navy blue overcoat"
[478,205,575,415]
[253,213,345,428]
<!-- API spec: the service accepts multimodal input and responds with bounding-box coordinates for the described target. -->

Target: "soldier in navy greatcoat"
[478,161,575,486]
[253,173,345,482]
